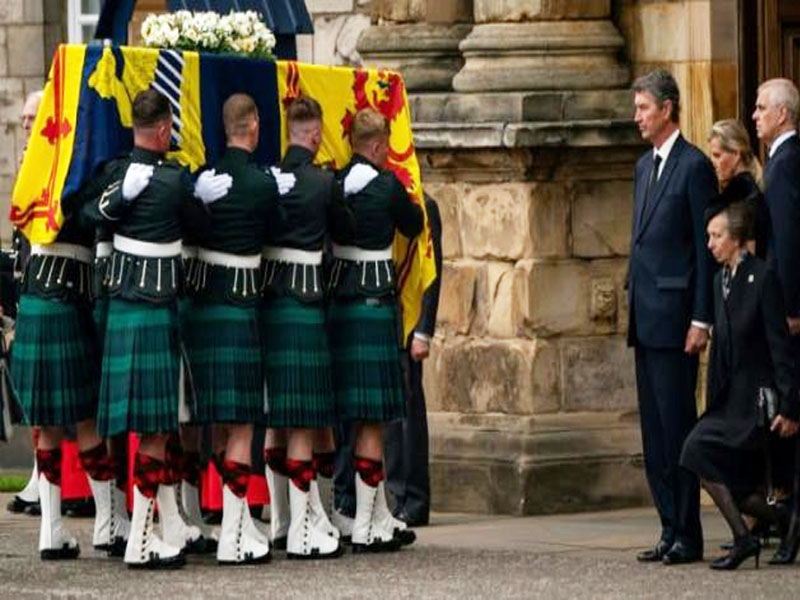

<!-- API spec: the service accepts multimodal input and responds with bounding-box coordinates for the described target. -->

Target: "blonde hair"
[222,93,257,139]
[350,108,389,151]
[709,119,763,186]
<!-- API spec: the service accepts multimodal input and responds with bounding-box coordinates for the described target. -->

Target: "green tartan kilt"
[327,299,404,423]
[96,299,181,437]
[92,294,109,345]
[183,301,264,424]
[261,296,334,428]
[11,295,98,426]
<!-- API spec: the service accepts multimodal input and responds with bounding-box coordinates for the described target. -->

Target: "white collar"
[653,128,681,164]
[769,130,797,157]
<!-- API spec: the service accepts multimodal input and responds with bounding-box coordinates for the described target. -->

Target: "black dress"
[705,172,770,259]
[680,254,799,495]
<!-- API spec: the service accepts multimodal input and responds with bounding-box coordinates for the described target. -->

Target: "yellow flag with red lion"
[277,61,436,345]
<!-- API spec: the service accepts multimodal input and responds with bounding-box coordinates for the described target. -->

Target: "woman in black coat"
[680,200,800,570]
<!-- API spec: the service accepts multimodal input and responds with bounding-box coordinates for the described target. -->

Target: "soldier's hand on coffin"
[122,162,155,202]
[269,167,296,196]
[194,169,233,205]
[343,163,379,197]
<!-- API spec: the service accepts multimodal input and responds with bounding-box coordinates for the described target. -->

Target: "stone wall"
[364,0,655,515]
[0,0,49,246]
[615,0,740,152]
[301,0,374,65]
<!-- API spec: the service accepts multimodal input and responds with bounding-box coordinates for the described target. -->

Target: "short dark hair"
[632,69,681,123]
[722,200,755,244]
[132,88,171,128]
[286,96,322,124]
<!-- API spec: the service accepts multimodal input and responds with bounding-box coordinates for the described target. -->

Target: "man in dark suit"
[753,78,800,564]
[628,69,716,565]
[754,79,800,344]
[385,194,442,527]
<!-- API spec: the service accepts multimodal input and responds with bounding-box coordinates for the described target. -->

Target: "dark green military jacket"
[330,154,423,300]
[81,147,211,304]
[263,145,353,303]
[190,146,280,306]
[21,214,95,303]
[21,163,109,303]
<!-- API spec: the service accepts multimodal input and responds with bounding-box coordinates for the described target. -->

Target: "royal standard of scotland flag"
[11,43,435,343]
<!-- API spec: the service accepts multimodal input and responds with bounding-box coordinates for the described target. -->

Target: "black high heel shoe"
[711,536,760,570]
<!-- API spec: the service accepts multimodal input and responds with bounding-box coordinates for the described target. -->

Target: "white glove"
[194,169,233,205]
[122,163,155,202]
[344,163,379,197]
[270,167,296,196]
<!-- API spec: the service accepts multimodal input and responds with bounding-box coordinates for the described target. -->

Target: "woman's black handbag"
[757,387,778,504]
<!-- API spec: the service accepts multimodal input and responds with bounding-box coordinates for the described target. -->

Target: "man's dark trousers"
[635,344,701,549]
[385,351,430,523]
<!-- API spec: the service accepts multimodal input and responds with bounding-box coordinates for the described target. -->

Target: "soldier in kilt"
[184,93,283,565]
[328,109,423,552]
[82,89,231,569]
[261,97,355,559]
[12,89,136,560]
[166,236,218,553]
[11,211,105,560]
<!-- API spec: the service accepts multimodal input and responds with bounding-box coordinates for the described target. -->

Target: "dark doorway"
[739,0,800,152]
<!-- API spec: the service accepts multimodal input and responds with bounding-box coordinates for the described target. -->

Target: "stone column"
[355,0,651,516]
[453,0,628,92]
[357,0,472,91]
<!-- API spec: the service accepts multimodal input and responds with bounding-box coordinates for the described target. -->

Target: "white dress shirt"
[653,128,681,180]
[769,130,797,158]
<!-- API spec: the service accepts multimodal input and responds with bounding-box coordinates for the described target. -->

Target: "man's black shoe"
[662,541,702,565]
[405,514,429,528]
[637,539,671,562]
[6,496,39,514]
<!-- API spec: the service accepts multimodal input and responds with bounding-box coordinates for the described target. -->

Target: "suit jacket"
[763,135,800,318]
[415,195,442,339]
[627,134,716,349]
[706,255,799,444]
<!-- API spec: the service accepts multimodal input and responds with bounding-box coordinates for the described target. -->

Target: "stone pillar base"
[429,412,651,515]
[358,23,473,92]
[453,21,629,92]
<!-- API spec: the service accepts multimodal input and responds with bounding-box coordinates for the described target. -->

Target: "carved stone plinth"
[427,412,650,515]
[358,23,472,91]
[453,21,629,92]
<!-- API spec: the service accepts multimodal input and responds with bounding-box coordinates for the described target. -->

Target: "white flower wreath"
[141,10,276,59]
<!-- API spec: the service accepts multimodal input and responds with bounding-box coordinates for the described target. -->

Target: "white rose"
[182,24,199,43]
[165,25,179,47]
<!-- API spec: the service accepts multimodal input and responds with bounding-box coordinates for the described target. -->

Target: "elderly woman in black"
[680,199,800,570]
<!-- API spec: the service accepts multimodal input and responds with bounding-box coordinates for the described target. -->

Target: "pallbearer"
[84,88,230,569]
[261,96,351,559]
[184,93,281,565]
[11,188,109,560]
[328,108,423,552]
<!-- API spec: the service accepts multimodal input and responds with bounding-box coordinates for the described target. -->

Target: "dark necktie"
[642,153,662,218]
[722,264,732,300]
